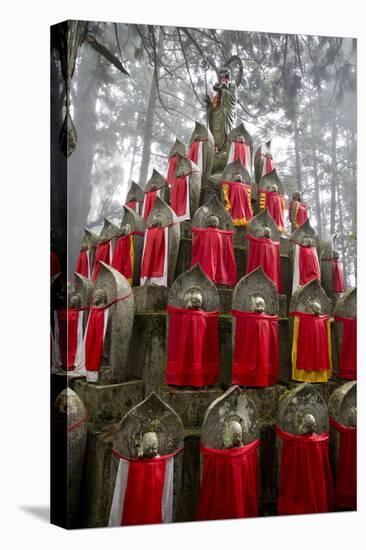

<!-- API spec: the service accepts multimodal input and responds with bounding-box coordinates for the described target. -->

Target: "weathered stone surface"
[277,383,329,434]
[119,205,146,286]
[169,137,186,158]
[125,180,144,215]
[128,312,166,393]
[254,140,273,185]
[168,263,220,311]
[174,237,192,280]
[192,193,234,230]
[333,288,357,376]
[145,196,180,286]
[145,169,170,204]
[156,384,223,428]
[133,285,168,312]
[53,388,88,529]
[188,121,214,179]
[174,154,201,220]
[226,122,253,172]
[233,266,279,314]
[258,168,284,195]
[218,287,233,313]
[74,272,92,307]
[319,233,345,304]
[219,315,232,385]
[175,428,201,522]
[290,278,332,315]
[73,378,144,426]
[109,393,185,521]
[247,209,281,241]
[220,158,251,186]
[201,386,259,448]
[93,262,134,383]
[99,218,120,243]
[292,218,319,247]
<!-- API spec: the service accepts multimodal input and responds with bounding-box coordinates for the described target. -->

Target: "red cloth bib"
[85,307,106,373]
[126,200,137,211]
[299,246,320,285]
[332,259,346,292]
[57,309,80,370]
[75,249,89,278]
[142,190,158,221]
[166,305,220,386]
[290,312,331,372]
[259,189,285,230]
[222,181,253,225]
[276,427,334,515]
[329,417,357,509]
[335,316,357,380]
[111,234,133,282]
[170,175,188,218]
[232,310,279,387]
[188,140,200,165]
[230,141,249,166]
[141,226,166,279]
[265,156,275,174]
[92,241,111,281]
[289,200,308,228]
[246,234,282,292]
[197,440,260,521]
[191,227,237,285]
[121,456,168,526]
[167,155,179,186]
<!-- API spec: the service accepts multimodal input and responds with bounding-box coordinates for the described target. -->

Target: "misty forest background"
[51,23,357,284]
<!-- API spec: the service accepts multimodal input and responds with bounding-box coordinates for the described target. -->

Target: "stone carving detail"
[172,153,202,221]
[247,209,281,241]
[201,386,259,449]
[169,138,186,158]
[145,169,170,201]
[99,218,120,243]
[277,383,329,435]
[192,194,234,230]
[233,267,279,315]
[290,278,331,315]
[125,181,145,214]
[333,288,357,379]
[206,65,237,153]
[188,121,215,179]
[74,272,93,308]
[292,219,319,247]
[168,263,220,312]
[329,381,356,426]
[254,140,275,184]
[226,122,253,174]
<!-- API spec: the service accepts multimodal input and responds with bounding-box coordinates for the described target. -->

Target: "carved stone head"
[184,288,204,310]
[218,66,231,87]
[307,297,322,315]
[206,214,220,228]
[298,412,316,435]
[151,213,164,227]
[249,294,266,314]
[292,191,302,202]
[120,223,131,236]
[69,293,82,309]
[92,287,108,307]
[270,183,278,193]
[222,419,243,449]
[259,225,272,239]
[234,173,243,182]
[139,431,160,459]
[302,236,315,248]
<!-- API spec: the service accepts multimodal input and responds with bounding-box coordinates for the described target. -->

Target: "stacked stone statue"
[51,62,357,528]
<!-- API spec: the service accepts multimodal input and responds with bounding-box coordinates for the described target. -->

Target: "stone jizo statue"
[223,419,243,449]
[92,288,108,308]
[139,431,160,459]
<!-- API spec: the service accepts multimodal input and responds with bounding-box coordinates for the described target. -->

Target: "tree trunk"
[330,120,337,234]
[293,115,302,193]
[336,180,348,285]
[310,110,322,239]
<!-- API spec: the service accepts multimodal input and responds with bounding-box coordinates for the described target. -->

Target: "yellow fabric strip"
[233,218,249,227]
[293,201,300,228]
[222,183,231,212]
[259,192,266,210]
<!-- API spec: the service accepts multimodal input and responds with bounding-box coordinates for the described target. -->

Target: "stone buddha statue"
[298,412,316,435]
[92,288,108,308]
[307,297,322,316]
[249,294,266,314]
[184,288,204,310]
[223,419,243,449]
[205,65,236,153]
[69,293,82,309]
[139,431,160,459]
[206,214,220,229]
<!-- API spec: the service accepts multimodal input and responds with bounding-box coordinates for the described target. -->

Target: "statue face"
[218,67,231,87]
[308,298,322,316]
[333,250,339,260]
[141,432,159,458]
[260,226,271,239]
[292,191,301,202]
[69,294,81,309]
[223,420,243,449]
[348,406,357,427]
[271,183,278,193]
[299,412,316,435]
[92,288,107,307]
[151,214,163,227]
[184,288,203,309]
[234,173,243,182]
[302,237,314,248]
[237,136,245,143]
[120,223,131,236]
[250,295,265,314]
[206,215,220,228]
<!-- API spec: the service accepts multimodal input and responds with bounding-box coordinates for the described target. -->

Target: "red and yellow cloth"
[259,189,286,233]
[222,180,253,226]
[288,200,309,229]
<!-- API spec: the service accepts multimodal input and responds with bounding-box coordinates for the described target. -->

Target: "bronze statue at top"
[205,65,237,154]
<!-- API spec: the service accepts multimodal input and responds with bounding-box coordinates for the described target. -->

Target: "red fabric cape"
[85,307,106,373]
[92,241,110,281]
[290,312,331,371]
[141,226,166,279]
[335,316,357,380]
[166,305,220,387]
[265,156,275,174]
[276,427,334,515]
[51,250,61,277]
[121,455,169,526]
[170,175,188,217]
[289,200,308,227]
[259,189,285,230]
[57,309,80,370]
[230,141,249,167]
[75,249,89,278]
[232,310,279,387]
[191,227,237,285]
[197,439,260,521]
[299,246,320,285]
[332,259,346,293]
[126,200,137,211]
[111,234,133,281]
[329,417,357,509]
[167,154,179,186]
[143,190,158,221]
[188,140,200,165]
[246,234,283,292]
[222,181,253,224]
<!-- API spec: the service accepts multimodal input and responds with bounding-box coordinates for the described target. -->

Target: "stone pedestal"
[72,379,144,427]
[128,312,167,393]
[156,384,223,427]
